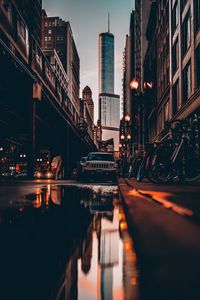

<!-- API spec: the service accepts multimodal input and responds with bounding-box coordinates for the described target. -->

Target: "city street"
[0,178,200,299]
[1,0,200,299]
[119,178,200,300]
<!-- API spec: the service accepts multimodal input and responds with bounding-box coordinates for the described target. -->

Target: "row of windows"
[172,44,200,115]
[172,0,200,35]
[172,10,191,74]
[45,20,66,29]
[45,36,51,41]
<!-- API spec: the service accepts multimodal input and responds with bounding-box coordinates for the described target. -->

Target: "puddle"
[0,185,139,300]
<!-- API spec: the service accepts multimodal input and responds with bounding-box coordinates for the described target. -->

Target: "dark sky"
[43,0,135,121]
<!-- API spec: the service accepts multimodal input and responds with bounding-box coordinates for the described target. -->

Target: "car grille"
[91,163,110,169]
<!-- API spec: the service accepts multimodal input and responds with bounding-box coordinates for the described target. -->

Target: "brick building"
[42,10,80,121]
[145,0,200,142]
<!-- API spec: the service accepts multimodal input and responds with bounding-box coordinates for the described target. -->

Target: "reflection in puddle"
[0,185,139,300]
[54,187,139,300]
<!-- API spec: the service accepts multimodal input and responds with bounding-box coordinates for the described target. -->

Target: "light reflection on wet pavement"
[0,184,139,300]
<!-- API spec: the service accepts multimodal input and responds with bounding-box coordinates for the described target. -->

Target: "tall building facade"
[99,32,114,94]
[122,4,151,157]
[10,0,42,46]
[80,86,94,141]
[42,10,80,122]
[145,0,200,142]
[134,0,152,92]
[123,34,131,117]
[98,23,120,151]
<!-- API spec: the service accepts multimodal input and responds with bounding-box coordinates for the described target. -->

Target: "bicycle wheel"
[148,140,177,184]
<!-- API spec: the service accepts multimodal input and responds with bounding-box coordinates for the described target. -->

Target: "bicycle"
[146,116,200,184]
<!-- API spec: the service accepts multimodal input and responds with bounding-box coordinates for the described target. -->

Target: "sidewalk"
[118,178,200,300]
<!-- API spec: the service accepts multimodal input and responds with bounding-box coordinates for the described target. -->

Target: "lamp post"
[130,78,153,155]
[119,115,132,177]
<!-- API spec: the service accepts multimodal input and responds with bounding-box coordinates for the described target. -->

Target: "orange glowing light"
[120,221,128,231]
[125,242,131,250]
[124,114,131,122]
[130,277,137,286]
[144,81,153,89]
[119,212,125,220]
[130,78,139,90]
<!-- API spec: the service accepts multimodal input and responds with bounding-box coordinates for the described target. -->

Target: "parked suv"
[82,152,117,181]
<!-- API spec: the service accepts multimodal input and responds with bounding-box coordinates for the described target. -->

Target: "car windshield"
[87,153,114,162]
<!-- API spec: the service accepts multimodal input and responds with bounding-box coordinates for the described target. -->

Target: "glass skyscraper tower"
[98,18,120,151]
[99,32,114,94]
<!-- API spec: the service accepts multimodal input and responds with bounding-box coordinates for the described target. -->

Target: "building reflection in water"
[0,185,139,300]
[74,191,138,300]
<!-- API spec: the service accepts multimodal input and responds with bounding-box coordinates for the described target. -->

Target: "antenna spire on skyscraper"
[108,12,110,33]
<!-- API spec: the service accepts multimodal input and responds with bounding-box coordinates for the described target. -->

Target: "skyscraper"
[99,32,114,94]
[98,16,120,151]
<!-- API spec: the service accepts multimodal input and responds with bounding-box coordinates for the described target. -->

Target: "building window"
[196,45,200,88]
[182,62,192,103]
[166,67,169,85]
[45,22,48,27]
[182,11,191,56]
[181,0,187,11]
[172,39,179,74]
[18,18,26,40]
[172,1,179,34]
[48,29,52,34]
[172,80,179,115]
[164,102,169,122]
[195,0,200,32]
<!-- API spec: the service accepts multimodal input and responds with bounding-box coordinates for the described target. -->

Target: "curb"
[118,178,200,300]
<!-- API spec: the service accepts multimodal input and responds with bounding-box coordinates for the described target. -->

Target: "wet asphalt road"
[0,180,138,300]
[1,178,200,300]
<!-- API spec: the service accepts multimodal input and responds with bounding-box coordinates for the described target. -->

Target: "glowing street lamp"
[121,134,125,140]
[144,81,153,89]
[127,134,131,140]
[130,78,139,91]
[124,114,131,122]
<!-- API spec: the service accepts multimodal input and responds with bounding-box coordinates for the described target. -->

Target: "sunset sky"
[43,0,135,121]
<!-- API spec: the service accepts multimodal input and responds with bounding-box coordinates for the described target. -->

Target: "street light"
[121,134,125,140]
[130,78,139,91]
[127,134,131,140]
[124,114,131,122]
